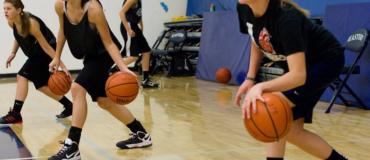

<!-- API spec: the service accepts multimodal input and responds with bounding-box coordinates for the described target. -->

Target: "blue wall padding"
[319,3,370,108]
[196,11,251,85]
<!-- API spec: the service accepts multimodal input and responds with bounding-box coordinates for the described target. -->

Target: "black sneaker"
[56,107,72,119]
[141,79,159,88]
[0,109,22,124]
[116,131,152,149]
[48,138,81,160]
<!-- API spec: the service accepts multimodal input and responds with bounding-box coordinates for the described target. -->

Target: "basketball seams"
[105,72,139,104]
[54,75,65,93]
[56,73,70,92]
[52,73,65,94]
[49,71,71,95]
[106,82,139,91]
[107,89,138,97]
[245,93,292,142]
[250,114,277,139]
[263,99,281,141]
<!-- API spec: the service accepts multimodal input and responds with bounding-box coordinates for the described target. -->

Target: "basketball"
[105,71,139,105]
[244,93,292,142]
[48,71,72,95]
[216,67,231,84]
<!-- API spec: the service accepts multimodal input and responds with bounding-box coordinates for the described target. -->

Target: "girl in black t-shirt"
[48,0,152,159]
[235,0,347,160]
[1,0,73,124]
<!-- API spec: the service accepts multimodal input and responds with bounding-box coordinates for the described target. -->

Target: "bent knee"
[97,98,112,110]
[286,125,305,143]
[71,83,86,96]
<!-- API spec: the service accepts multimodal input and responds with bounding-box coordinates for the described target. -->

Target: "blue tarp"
[320,3,370,108]
[196,11,251,85]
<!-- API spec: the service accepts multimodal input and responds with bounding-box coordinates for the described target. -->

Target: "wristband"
[246,77,256,82]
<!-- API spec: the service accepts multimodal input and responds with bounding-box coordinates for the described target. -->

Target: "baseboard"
[0,69,82,78]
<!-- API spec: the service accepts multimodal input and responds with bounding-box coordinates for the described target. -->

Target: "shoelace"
[55,141,71,156]
[128,133,138,141]
[135,132,149,141]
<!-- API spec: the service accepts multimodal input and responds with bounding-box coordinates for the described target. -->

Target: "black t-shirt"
[237,0,343,65]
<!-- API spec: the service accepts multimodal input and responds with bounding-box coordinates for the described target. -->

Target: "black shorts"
[74,54,114,102]
[18,57,52,89]
[120,23,151,57]
[283,52,345,123]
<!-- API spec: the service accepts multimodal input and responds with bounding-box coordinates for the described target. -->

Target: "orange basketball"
[244,93,292,142]
[105,71,139,105]
[216,67,231,84]
[48,71,72,95]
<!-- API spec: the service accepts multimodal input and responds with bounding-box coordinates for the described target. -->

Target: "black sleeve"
[237,3,250,34]
[278,20,306,56]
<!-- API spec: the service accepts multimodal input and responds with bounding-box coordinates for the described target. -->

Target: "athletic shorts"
[74,54,114,102]
[120,23,151,57]
[18,56,52,89]
[283,52,345,123]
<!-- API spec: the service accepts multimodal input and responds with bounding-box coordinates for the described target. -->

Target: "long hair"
[280,0,310,17]
[5,0,31,35]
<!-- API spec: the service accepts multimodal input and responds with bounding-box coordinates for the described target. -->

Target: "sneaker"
[0,109,22,124]
[116,131,152,149]
[56,107,72,119]
[141,79,159,88]
[48,138,81,160]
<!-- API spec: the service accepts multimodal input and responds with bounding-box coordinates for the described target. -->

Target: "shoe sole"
[117,142,153,149]
[0,121,23,126]
[70,155,81,160]
[142,85,159,88]
[56,115,72,119]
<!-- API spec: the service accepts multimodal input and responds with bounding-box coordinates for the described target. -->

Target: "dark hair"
[279,0,310,17]
[5,0,31,35]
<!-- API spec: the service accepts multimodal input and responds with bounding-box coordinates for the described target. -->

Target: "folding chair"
[326,28,370,113]
[151,30,188,76]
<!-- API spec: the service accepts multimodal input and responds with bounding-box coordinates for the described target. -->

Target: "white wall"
[142,0,188,46]
[0,0,187,75]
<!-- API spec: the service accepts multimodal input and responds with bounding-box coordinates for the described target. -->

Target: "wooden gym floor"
[0,76,369,160]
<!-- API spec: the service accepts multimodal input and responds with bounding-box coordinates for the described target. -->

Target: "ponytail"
[20,11,31,35]
[280,0,310,17]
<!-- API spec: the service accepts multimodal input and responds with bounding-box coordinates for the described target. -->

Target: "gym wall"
[0,0,187,75]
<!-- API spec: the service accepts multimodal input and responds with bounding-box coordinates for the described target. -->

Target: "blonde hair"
[280,0,310,17]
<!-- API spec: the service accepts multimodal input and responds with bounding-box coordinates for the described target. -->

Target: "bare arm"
[89,1,127,71]
[139,20,143,31]
[29,19,56,59]
[11,40,19,54]
[247,41,263,79]
[54,0,67,60]
[259,52,307,92]
[48,0,69,74]
[7,22,20,54]
[119,0,137,33]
